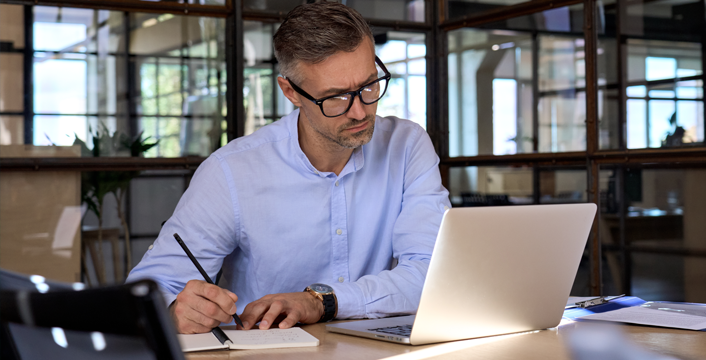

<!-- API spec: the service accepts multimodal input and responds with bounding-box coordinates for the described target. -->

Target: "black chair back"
[0,270,184,360]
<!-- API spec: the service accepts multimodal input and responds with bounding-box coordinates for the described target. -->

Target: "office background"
[0,0,704,303]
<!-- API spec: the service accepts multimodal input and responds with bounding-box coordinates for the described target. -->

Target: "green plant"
[75,124,158,284]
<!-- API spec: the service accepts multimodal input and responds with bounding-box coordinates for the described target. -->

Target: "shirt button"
[314,170,319,174]
[444,206,450,211]
[338,277,344,283]
[335,181,339,187]
[148,244,154,250]
[336,229,342,235]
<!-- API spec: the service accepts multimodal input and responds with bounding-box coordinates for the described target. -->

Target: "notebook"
[326,203,597,345]
[177,327,319,352]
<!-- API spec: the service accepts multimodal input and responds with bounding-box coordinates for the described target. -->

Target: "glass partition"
[625,40,704,149]
[448,166,534,206]
[600,167,706,302]
[537,35,587,153]
[27,7,228,157]
[538,168,587,203]
[448,5,587,157]
[242,21,288,135]
[448,29,534,156]
[598,0,704,150]
[375,31,427,129]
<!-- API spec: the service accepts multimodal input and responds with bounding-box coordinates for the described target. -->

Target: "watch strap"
[304,286,337,322]
[320,293,336,322]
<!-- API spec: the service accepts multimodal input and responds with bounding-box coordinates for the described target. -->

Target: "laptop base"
[326,316,415,344]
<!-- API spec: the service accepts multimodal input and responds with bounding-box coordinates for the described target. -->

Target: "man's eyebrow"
[320,73,378,97]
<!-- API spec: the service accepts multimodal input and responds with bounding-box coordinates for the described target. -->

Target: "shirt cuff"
[330,281,366,319]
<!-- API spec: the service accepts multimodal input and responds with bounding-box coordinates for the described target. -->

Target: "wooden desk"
[186,320,706,360]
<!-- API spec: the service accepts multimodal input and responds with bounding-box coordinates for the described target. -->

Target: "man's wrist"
[315,295,325,320]
[304,284,337,322]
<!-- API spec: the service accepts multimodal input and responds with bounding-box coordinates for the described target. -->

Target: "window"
[375,32,427,129]
[1,0,704,302]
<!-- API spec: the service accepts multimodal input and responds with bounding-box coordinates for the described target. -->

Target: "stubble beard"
[313,113,376,149]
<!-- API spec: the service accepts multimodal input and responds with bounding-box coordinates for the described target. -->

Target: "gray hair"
[273,1,374,84]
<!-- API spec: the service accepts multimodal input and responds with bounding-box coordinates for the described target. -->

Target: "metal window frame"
[436,0,706,299]
[1,0,705,297]
[1,0,232,17]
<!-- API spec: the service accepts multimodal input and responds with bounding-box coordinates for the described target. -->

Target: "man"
[127,2,450,334]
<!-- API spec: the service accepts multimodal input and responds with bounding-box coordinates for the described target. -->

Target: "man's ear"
[277,76,303,108]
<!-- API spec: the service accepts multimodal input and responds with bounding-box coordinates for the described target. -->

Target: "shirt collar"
[285,109,367,178]
[286,109,319,175]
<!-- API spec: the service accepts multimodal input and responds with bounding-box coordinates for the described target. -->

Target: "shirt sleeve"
[125,155,240,306]
[331,126,450,319]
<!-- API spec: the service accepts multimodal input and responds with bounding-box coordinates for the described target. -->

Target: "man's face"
[282,38,379,150]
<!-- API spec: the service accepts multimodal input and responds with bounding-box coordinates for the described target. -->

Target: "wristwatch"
[304,283,337,322]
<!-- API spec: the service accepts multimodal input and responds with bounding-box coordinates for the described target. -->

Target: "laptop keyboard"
[368,324,413,336]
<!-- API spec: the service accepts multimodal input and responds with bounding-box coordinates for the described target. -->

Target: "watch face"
[310,283,333,294]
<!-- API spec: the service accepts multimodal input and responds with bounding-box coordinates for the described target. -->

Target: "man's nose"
[347,94,367,120]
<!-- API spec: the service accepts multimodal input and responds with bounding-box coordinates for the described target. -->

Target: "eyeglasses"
[287,56,391,118]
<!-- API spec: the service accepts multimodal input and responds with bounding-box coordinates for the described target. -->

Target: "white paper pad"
[580,306,706,331]
[224,328,320,349]
[178,327,319,352]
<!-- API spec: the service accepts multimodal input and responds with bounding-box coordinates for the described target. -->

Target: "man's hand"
[170,280,238,334]
[240,292,323,330]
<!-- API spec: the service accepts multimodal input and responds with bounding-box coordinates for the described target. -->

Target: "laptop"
[326,203,597,345]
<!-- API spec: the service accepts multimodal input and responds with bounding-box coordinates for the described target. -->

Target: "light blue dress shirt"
[127,109,450,319]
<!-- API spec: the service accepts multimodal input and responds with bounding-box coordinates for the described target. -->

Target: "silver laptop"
[326,203,597,345]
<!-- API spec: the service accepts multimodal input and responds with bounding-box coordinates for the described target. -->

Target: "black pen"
[173,233,245,332]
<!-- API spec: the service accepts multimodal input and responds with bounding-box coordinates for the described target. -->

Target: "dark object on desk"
[460,192,511,207]
[563,296,646,321]
[566,295,626,309]
[0,269,184,360]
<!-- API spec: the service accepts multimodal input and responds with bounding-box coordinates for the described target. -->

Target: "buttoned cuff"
[330,281,366,319]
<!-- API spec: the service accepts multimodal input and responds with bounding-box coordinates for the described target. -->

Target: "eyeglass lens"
[322,78,388,117]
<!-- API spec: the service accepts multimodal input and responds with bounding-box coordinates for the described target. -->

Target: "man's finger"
[177,287,234,324]
[192,297,234,324]
[184,305,222,329]
[225,289,239,303]
[173,301,219,333]
[259,300,285,330]
[189,280,237,315]
[278,309,302,329]
[240,302,266,330]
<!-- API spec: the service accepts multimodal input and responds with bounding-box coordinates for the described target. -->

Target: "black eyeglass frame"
[286,56,392,118]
